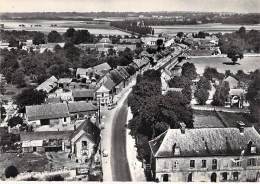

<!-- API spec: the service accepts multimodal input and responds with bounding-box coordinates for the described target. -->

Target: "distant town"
[0,11,260,182]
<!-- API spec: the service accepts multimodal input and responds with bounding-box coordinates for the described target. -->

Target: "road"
[110,97,132,181]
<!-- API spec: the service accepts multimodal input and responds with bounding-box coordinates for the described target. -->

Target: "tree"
[15,88,47,112]
[212,81,230,106]
[8,37,19,48]
[181,62,197,80]
[33,32,45,45]
[63,27,75,41]
[8,116,23,128]
[203,67,224,81]
[227,45,243,64]
[11,69,26,88]
[246,70,260,123]
[194,88,209,105]
[5,166,19,178]
[47,31,62,43]
[197,77,211,90]
[177,32,184,38]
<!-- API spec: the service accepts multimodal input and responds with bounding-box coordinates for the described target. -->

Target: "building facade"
[149,125,260,182]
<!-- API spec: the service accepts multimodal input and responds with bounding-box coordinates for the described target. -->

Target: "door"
[33,147,37,152]
[188,173,193,182]
[211,173,217,182]
[163,174,169,181]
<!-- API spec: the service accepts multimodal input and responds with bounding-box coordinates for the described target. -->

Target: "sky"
[0,0,259,13]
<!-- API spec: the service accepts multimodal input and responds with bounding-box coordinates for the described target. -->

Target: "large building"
[149,124,260,182]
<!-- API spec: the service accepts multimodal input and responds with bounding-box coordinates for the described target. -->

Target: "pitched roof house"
[149,126,260,182]
[72,89,96,101]
[70,120,100,162]
[68,101,98,115]
[224,76,239,89]
[36,76,58,93]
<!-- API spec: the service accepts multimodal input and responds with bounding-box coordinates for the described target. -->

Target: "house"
[149,124,260,182]
[20,131,73,152]
[39,42,65,53]
[36,76,58,94]
[96,77,116,106]
[224,76,239,89]
[72,89,96,101]
[115,44,136,52]
[133,57,150,74]
[76,62,111,79]
[58,78,73,89]
[25,103,70,127]
[225,88,246,108]
[70,120,100,163]
[68,101,98,119]
[45,97,62,104]
[119,38,141,44]
[141,37,165,47]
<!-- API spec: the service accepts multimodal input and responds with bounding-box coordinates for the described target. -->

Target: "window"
[232,158,241,167]
[202,160,207,168]
[212,159,217,170]
[172,161,178,169]
[64,117,67,122]
[190,160,195,168]
[233,172,239,181]
[82,141,87,147]
[221,172,228,181]
[247,158,256,166]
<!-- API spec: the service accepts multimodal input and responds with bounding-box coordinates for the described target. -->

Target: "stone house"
[149,124,260,182]
[25,103,71,128]
[70,120,100,163]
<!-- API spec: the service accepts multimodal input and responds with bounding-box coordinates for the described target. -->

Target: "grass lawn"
[193,110,225,128]
[0,152,48,177]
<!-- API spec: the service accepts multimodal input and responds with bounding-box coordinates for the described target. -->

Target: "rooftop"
[36,76,58,93]
[68,101,98,113]
[20,131,73,141]
[26,103,69,121]
[72,89,95,98]
[149,127,260,158]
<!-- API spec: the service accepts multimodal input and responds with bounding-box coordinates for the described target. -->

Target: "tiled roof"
[26,103,69,121]
[68,101,98,113]
[58,78,73,84]
[20,131,73,141]
[103,76,117,91]
[109,70,124,85]
[224,76,239,89]
[45,97,62,104]
[71,120,100,144]
[133,58,150,69]
[72,89,95,98]
[36,76,58,93]
[149,127,260,158]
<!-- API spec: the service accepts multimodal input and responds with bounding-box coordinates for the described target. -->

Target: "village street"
[100,79,135,181]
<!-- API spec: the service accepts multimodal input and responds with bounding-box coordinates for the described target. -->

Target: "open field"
[193,110,225,128]
[153,23,260,35]
[0,19,130,35]
[183,56,260,75]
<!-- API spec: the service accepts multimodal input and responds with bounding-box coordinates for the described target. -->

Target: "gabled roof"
[109,70,124,85]
[93,62,111,72]
[116,66,130,80]
[72,89,95,98]
[76,63,111,77]
[99,38,112,44]
[149,127,260,158]
[68,101,98,113]
[229,88,245,97]
[58,78,73,84]
[96,85,110,93]
[224,76,239,89]
[71,120,100,144]
[26,103,69,121]
[20,131,73,141]
[133,58,150,69]
[45,97,62,104]
[36,76,58,93]
[103,76,116,91]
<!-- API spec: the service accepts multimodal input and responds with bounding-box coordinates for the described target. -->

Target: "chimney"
[180,122,186,134]
[237,121,245,133]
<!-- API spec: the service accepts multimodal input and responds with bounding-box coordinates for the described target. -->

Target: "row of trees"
[111,21,154,36]
[128,70,194,160]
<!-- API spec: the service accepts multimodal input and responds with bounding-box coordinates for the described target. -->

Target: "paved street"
[110,97,131,181]
[100,79,135,181]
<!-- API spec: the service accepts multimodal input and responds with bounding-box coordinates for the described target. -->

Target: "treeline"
[0,40,136,87]
[111,21,154,35]
[128,70,193,161]
[219,27,260,54]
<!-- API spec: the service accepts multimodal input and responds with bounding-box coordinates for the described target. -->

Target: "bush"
[194,88,209,105]
[5,165,19,178]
